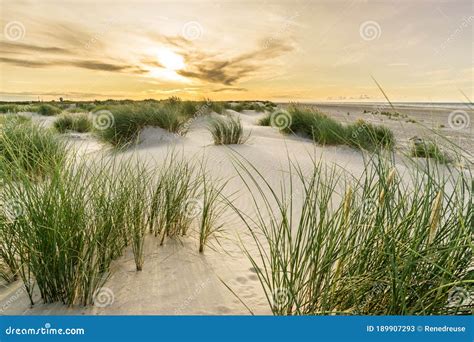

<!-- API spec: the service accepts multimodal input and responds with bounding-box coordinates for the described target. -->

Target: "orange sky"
[0,0,472,102]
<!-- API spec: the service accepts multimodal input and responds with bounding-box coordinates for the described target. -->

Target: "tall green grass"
[229,152,472,315]
[208,115,249,145]
[0,117,67,178]
[0,156,154,304]
[148,155,200,245]
[260,105,394,150]
[287,106,347,145]
[197,172,227,253]
[347,119,395,150]
[0,104,38,113]
[410,138,451,164]
[95,103,190,148]
[37,104,61,116]
[54,114,92,133]
[232,102,269,112]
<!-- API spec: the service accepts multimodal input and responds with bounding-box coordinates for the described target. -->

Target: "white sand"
[0,108,458,315]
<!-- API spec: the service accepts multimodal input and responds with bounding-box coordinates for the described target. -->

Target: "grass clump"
[54,114,92,133]
[209,102,225,114]
[208,115,249,145]
[180,101,198,117]
[65,103,96,113]
[95,103,189,148]
[410,138,450,164]
[37,104,61,116]
[232,102,268,112]
[258,113,273,126]
[347,120,395,150]
[0,157,154,304]
[261,105,394,150]
[0,118,67,177]
[0,104,20,113]
[148,155,200,245]
[287,106,347,145]
[198,172,227,253]
[230,152,472,315]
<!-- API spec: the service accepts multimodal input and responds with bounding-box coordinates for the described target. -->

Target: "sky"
[0,0,472,102]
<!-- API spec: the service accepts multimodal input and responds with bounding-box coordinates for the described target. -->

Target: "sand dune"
[0,106,470,315]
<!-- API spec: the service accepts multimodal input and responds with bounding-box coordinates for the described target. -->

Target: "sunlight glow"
[157,49,185,71]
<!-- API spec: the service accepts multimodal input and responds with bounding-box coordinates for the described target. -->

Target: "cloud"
[173,37,293,85]
[140,58,164,68]
[71,60,130,72]
[0,42,72,55]
[0,57,50,68]
[0,56,145,73]
[0,90,112,98]
[212,87,247,92]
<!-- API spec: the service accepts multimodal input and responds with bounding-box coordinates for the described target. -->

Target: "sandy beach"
[1,102,472,315]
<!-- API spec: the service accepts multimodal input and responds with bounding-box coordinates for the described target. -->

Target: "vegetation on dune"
[284,106,347,145]
[209,101,226,114]
[0,125,215,298]
[0,157,154,304]
[198,172,227,253]
[93,98,234,147]
[260,105,394,151]
[208,115,249,145]
[0,99,471,316]
[0,104,19,113]
[0,104,38,113]
[37,104,61,116]
[54,114,92,133]
[258,114,271,126]
[347,119,395,150]
[0,117,67,177]
[148,155,200,245]
[410,138,451,164]
[180,100,198,117]
[229,151,472,315]
[232,101,271,113]
[94,103,189,147]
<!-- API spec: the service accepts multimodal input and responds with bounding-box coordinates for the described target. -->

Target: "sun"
[156,49,185,71]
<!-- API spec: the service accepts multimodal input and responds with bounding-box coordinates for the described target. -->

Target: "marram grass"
[197,171,228,253]
[208,115,249,145]
[229,151,472,315]
[0,117,67,178]
[0,156,155,304]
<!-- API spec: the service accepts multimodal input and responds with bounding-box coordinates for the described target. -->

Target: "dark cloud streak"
[0,56,144,73]
[0,42,72,54]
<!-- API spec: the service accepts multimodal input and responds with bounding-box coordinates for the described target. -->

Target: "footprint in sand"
[248,274,258,281]
[235,276,248,284]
